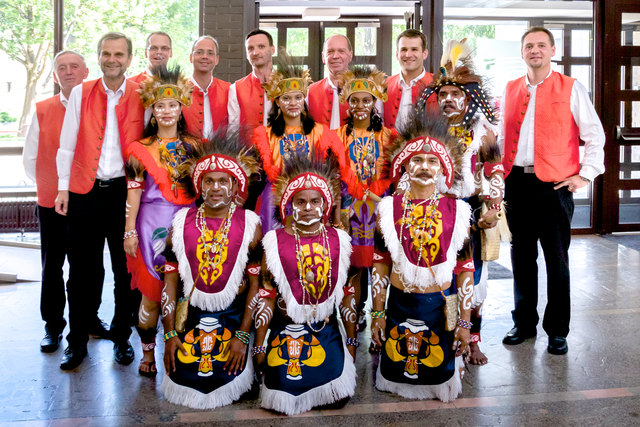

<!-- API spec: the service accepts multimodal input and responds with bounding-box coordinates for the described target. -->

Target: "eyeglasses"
[193,49,217,56]
[147,46,171,53]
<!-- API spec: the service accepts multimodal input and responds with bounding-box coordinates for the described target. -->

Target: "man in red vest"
[227,29,275,134]
[182,35,230,138]
[128,32,173,84]
[382,29,435,131]
[23,50,88,354]
[55,32,145,370]
[307,34,352,129]
[499,27,605,355]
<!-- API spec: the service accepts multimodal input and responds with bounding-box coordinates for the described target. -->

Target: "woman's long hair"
[268,102,316,137]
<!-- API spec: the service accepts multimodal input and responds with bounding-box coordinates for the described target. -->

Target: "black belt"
[95,177,125,187]
[513,165,535,174]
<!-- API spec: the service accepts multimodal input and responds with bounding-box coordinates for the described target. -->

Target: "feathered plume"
[138,65,193,109]
[263,52,312,101]
[337,64,388,103]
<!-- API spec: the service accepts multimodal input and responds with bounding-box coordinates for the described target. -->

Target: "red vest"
[69,78,144,194]
[182,77,231,137]
[128,72,149,85]
[235,73,265,127]
[383,72,434,129]
[307,77,348,127]
[502,71,580,182]
[35,95,66,208]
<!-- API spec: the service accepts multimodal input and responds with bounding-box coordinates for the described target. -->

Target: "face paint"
[408,155,441,186]
[348,95,374,121]
[202,176,233,209]
[439,92,466,117]
[278,92,305,118]
[153,100,181,127]
[339,296,357,324]
[292,199,323,226]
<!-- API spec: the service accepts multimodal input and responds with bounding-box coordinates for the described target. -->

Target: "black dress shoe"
[40,331,63,353]
[502,326,537,345]
[60,346,87,370]
[89,319,111,339]
[547,336,568,355]
[114,340,135,365]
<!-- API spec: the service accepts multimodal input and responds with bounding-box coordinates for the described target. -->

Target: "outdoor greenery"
[0,0,198,134]
[0,112,17,123]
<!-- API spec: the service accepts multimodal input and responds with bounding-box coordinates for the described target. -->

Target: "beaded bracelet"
[346,337,359,347]
[370,310,386,319]
[488,203,502,212]
[235,330,250,345]
[123,229,138,240]
[456,319,473,330]
[251,346,266,357]
[163,330,178,342]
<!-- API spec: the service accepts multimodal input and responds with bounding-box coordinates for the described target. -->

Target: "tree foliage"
[0,0,198,134]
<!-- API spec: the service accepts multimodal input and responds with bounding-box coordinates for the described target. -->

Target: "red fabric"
[453,258,475,274]
[235,73,265,127]
[343,285,355,296]
[35,95,66,207]
[128,72,149,85]
[383,73,435,129]
[470,332,481,343]
[351,245,374,268]
[246,264,261,276]
[127,246,162,302]
[70,79,144,194]
[373,250,391,265]
[258,287,277,299]
[125,137,196,205]
[126,179,144,190]
[165,262,178,273]
[483,162,505,178]
[182,77,230,137]
[502,72,580,181]
[307,78,348,126]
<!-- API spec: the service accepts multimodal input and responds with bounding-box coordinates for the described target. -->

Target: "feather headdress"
[273,151,340,225]
[337,65,388,103]
[263,54,313,101]
[387,111,465,191]
[177,129,260,204]
[415,39,495,126]
[138,65,193,109]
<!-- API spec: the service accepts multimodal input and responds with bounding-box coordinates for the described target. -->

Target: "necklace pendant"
[363,159,368,168]
[305,270,315,283]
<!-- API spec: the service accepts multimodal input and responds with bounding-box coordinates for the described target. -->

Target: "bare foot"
[469,342,488,365]
[138,350,157,377]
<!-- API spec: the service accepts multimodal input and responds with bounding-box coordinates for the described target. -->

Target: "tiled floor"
[1,235,639,425]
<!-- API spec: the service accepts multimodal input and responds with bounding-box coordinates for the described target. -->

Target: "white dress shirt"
[395,69,426,130]
[227,71,271,135]
[57,78,127,191]
[191,76,214,137]
[23,93,69,183]
[327,77,341,130]
[498,70,605,181]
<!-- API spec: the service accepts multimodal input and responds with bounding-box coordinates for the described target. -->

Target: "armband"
[343,285,355,296]
[373,250,391,265]
[258,288,277,299]
[483,162,505,178]
[246,264,261,276]
[235,330,250,345]
[127,179,144,190]
[164,262,178,274]
[453,258,475,274]
[163,330,178,342]
[456,319,473,330]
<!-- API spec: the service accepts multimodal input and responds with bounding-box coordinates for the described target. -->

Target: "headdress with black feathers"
[337,64,388,103]
[263,53,312,101]
[139,65,193,108]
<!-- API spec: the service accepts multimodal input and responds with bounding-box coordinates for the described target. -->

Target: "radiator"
[0,198,39,232]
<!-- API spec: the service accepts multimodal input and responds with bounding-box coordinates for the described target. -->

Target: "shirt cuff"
[579,165,600,182]
[58,179,69,191]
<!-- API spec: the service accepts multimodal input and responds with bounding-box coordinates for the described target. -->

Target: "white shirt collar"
[400,69,426,87]
[191,75,213,92]
[101,77,127,95]
[59,91,69,107]
[327,77,338,90]
[525,69,553,87]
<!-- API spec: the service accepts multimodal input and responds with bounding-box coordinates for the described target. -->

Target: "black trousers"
[504,167,574,338]
[37,205,68,335]
[66,177,137,347]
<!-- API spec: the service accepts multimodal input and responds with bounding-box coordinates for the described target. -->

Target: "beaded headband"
[338,68,388,103]
[139,67,193,109]
[191,153,248,200]
[391,136,454,188]
[280,172,333,224]
[263,69,312,101]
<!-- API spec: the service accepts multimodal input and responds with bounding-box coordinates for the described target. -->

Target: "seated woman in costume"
[252,58,345,233]
[251,155,357,415]
[160,133,263,409]
[370,112,473,402]
[335,65,396,336]
[123,66,199,377]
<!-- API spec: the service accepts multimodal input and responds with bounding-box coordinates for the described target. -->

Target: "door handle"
[616,126,640,141]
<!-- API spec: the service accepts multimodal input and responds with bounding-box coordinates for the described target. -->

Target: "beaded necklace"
[397,190,441,291]
[280,132,310,162]
[292,223,333,332]
[195,202,236,282]
[157,136,189,195]
[351,128,378,182]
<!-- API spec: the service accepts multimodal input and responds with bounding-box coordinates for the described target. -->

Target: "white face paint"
[202,174,234,209]
[278,92,305,118]
[408,154,441,186]
[292,198,324,226]
[348,93,374,121]
[153,99,181,127]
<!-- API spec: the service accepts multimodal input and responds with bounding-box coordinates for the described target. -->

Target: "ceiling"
[258,0,593,19]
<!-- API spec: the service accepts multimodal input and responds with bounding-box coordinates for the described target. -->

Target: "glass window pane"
[549,28,563,62]
[633,101,640,128]
[621,13,640,46]
[325,27,346,39]
[355,26,377,56]
[286,28,308,57]
[619,193,640,224]
[392,19,406,76]
[265,27,278,54]
[571,29,591,57]
[570,65,591,97]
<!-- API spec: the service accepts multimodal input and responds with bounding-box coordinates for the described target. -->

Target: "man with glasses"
[182,35,230,138]
[129,32,173,84]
